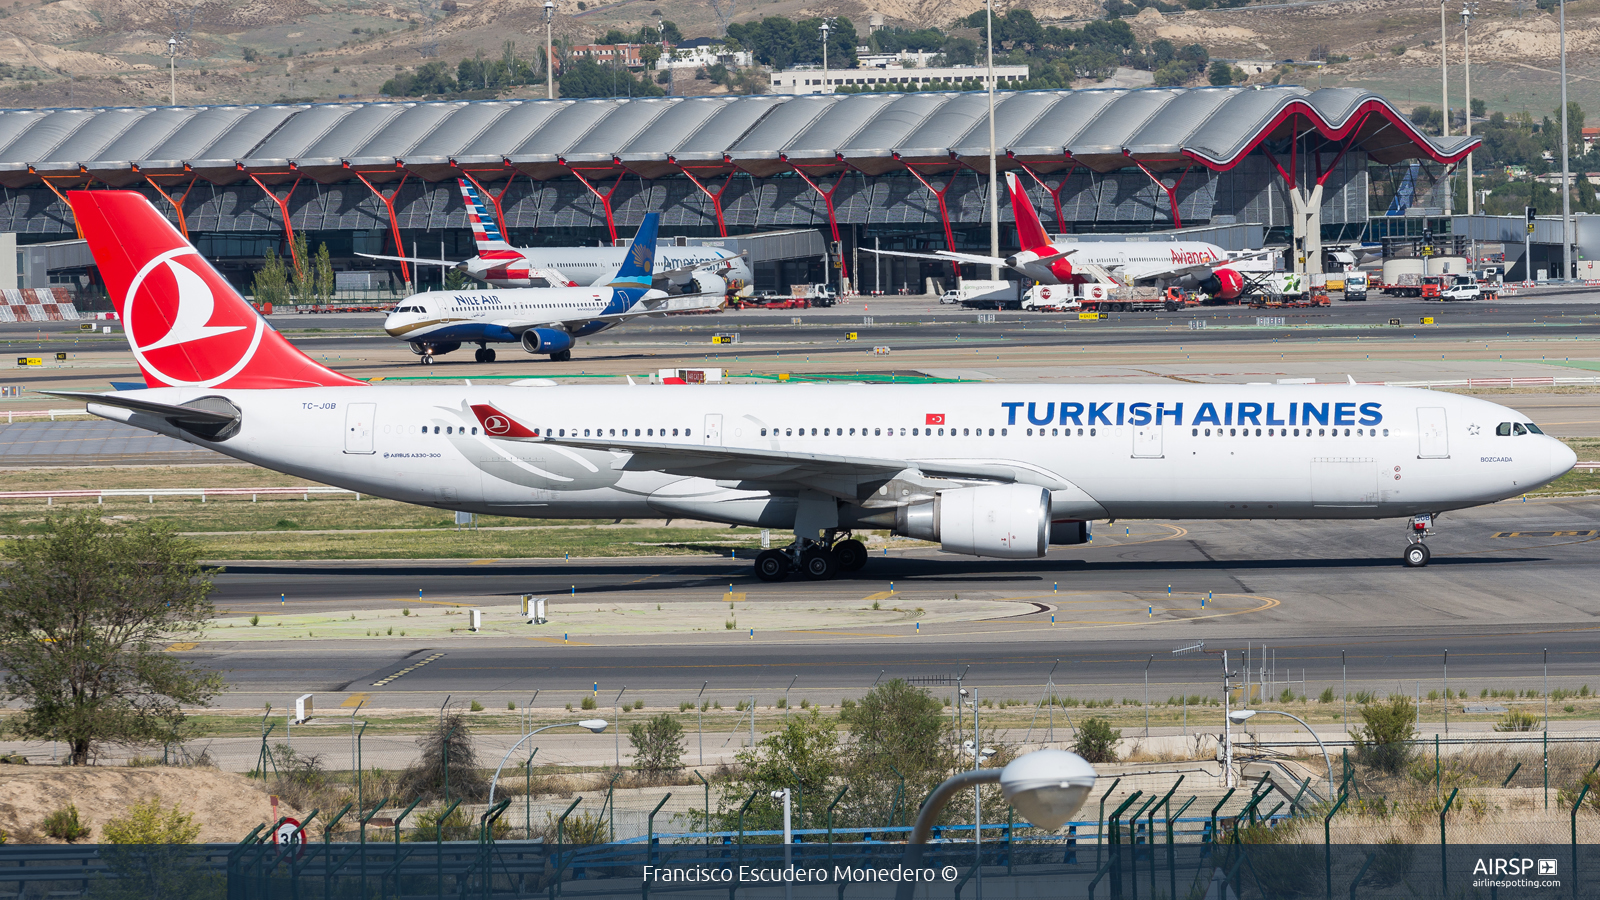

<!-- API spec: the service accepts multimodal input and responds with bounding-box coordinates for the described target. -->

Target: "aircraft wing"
[357,252,463,267]
[653,250,749,280]
[864,248,1009,268]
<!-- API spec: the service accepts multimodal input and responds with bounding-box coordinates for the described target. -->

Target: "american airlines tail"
[1005,172,1054,254]
[457,178,519,259]
[70,190,364,390]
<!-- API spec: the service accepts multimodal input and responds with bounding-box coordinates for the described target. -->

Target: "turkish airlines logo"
[125,248,264,387]
[926,413,945,425]
[484,415,512,435]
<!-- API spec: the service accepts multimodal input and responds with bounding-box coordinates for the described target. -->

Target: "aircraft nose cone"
[1552,438,1578,481]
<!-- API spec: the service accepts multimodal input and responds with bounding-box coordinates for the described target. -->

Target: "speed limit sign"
[274,817,305,855]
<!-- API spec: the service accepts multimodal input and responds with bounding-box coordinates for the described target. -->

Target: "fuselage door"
[1132,424,1162,458]
[1417,407,1449,458]
[344,403,376,454]
[704,414,723,446]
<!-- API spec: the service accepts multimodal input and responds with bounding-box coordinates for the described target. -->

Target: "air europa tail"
[606,212,660,291]
[69,191,365,390]
[1004,172,1053,253]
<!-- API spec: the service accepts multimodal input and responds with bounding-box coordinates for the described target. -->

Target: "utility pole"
[819,19,831,94]
[167,37,178,105]
[985,0,999,281]
[1558,0,1572,280]
[1461,3,1474,215]
[544,0,556,100]
[1439,0,1451,216]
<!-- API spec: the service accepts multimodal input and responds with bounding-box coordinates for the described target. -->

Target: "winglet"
[470,403,540,438]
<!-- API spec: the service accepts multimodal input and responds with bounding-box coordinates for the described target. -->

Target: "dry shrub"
[400,711,488,802]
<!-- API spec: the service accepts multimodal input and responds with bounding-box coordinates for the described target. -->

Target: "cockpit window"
[1496,422,1512,436]
[1513,423,1527,436]
[1525,423,1544,434]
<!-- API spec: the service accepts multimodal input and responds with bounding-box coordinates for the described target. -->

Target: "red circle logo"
[124,249,264,387]
[485,415,512,435]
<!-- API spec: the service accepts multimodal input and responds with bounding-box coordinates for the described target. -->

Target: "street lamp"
[487,719,608,806]
[167,37,178,106]
[1462,3,1475,215]
[893,749,1096,900]
[819,19,831,94]
[1558,0,1572,280]
[1228,709,1334,795]
[984,0,999,281]
[543,0,556,100]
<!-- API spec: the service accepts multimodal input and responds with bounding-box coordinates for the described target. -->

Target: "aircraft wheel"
[474,348,488,362]
[754,550,790,582]
[834,539,868,572]
[800,548,839,581]
[484,348,496,363]
[1403,544,1431,568]
[421,355,435,365]
[551,350,572,363]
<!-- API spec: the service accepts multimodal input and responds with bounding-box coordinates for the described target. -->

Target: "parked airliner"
[53,191,1574,580]
[871,172,1268,300]
[383,213,725,364]
[363,178,753,294]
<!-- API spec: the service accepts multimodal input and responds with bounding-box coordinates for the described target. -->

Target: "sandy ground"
[0,765,300,844]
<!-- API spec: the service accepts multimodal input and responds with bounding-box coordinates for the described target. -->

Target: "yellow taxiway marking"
[394,597,474,608]
[164,642,198,652]
[469,559,500,565]
[528,636,593,646]
[724,592,747,602]
[340,692,372,708]
[862,591,898,601]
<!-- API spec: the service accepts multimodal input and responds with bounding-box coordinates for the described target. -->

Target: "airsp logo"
[484,415,512,435]
[124,248,264,387]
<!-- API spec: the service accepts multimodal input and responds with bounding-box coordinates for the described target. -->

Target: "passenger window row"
[758,427,1011,437]
[549,428,692,438]
[416,424,478,435]
[1191,427,1390,438]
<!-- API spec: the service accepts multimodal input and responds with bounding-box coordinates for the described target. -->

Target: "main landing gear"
[1403,514,1435,567]
[753,532,869,582]
[473,345,497,363]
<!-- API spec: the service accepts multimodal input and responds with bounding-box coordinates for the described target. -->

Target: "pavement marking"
[528,636,592,645]
[340,692,372,708]
[395,597,474,608]
[371,652,445,687]
[164,642,198,652]
[1491,530,1597,538]
[724,592,747,602]
[469,559,500,565]
[862,591,898,601]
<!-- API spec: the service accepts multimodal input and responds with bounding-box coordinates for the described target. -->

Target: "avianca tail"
[382,213,725,364]
[870,172,1264,300]
[361,179,753,295]
[56,190,1574,580]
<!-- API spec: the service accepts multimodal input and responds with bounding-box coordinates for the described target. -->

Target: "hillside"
[0,0,1586,118]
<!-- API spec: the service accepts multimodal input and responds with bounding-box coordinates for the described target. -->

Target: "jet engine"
[520,327,575,355]
[691,271,728,296]
[893,484,1050,559]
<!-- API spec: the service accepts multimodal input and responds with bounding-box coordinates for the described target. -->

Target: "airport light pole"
[487,719,608,806]
[1439,0,1449,140]
[167,37,178,106]
[985,0,1000,281]
[1229,709,1333,797]
[544,0,556,100]
[819,19,831,94]
[892,750,1097,900]
[1461,3,1474,215]
[1558,0,1572,280]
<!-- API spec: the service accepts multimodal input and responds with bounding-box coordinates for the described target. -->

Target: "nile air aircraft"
[50,191,1574,581]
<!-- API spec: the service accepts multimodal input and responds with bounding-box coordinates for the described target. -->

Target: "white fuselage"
[383,287,647,347]
[91,383,1572,528]
[476,246,751,291]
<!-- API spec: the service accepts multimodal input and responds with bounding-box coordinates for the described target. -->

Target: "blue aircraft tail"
[607,213,659,290]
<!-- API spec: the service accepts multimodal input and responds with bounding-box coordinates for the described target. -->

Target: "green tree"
[840,679,958,827]
[700,710,839,835]
[289,231,315,304]
[0,513,221,765]
[252,246,290,308]
[1072,717,1121,763]
[1352,696,1418,774]
[1207,60,1233,86]
[558,58,664,98]
[314,243,335,304]
[628,712,685,774]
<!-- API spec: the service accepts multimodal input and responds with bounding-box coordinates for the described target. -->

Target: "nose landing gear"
[751,532,870,582]
[1403,514,1435,567]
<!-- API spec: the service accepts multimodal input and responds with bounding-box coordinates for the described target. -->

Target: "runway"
[190,495,1600,709]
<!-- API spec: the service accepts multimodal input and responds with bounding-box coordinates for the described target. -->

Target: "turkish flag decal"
[925,413,945,425]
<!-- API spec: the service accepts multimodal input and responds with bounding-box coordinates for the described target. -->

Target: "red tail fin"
[1005,172,1053,253]
[70,191,364,390]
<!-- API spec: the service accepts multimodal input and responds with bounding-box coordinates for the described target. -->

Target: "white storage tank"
[1381,258,1425,284]
[1426,256,1469,275]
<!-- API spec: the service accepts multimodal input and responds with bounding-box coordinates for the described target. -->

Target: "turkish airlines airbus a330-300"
[52,191,1574,580]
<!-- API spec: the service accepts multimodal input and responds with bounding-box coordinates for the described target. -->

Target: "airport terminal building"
[0,85,1474,295]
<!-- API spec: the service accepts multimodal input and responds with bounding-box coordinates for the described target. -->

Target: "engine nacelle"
[1050,519,1091,545]
[520,327,575,355]
[894,484,1050,559]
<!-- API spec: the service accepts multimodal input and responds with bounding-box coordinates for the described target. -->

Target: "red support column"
[1012,159,1076,235]
[349,169,410,286]
[456,167,519,241]
[1127,158,1192,229]
[671,159,735,237]
[562,164,625,243]
[245,171,304,276]
[144,174,199,236]
[898,161,959,254]
[786,161,849,281]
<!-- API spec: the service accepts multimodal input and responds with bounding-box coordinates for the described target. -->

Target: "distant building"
[656,38,751,70]
[1583,127,1598,153]
[770,63,1029,95]
[570,44,648,68]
